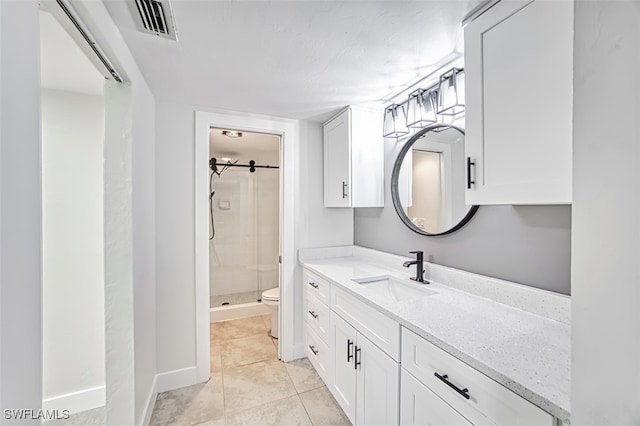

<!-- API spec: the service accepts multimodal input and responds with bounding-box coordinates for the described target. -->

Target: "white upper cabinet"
[323,106,384,207]
[464,0,573,205]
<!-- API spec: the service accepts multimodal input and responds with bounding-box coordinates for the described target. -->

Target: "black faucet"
[403,251,429,284]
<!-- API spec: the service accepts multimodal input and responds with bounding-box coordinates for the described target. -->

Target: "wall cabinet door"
[323,106,384,208]
[323,109,351,207]
[400,368,472,426]
[356,333,400,426]
[331,312,357,423]
[464,0,573,204]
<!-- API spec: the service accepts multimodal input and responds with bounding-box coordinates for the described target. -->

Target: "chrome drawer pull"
[434,372,470,400]
[308,310,318,319]
[308,345,318,355]
[308,282,319,289]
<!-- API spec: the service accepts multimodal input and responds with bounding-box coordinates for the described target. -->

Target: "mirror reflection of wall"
[392,125,477,236]
[408,150,443,231]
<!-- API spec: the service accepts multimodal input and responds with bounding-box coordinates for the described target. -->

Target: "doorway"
[39,5,106,423]
[208,128,281,323]
[194,112,298,383]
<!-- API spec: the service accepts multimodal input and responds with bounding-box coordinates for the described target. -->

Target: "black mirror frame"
[390,124,479,236]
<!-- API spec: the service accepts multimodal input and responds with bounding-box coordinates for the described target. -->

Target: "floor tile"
[150,377,225,426]
[261,314,272,329]
[220,333,277,369]
[210,316,267,342]
[210,341,222,374]
[226,395,311,426]
[222,360,297,412]
[285,358,324,394]
[299,386,351,426]
[193,419,226,426]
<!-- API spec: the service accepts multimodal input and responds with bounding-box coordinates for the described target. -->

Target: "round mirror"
[391,124,478,236]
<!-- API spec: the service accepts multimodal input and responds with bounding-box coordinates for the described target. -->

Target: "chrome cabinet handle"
[308,282,319,289]
[434,372,470,400]
[309,345,318,355]
[342,181,348,198]
[308,310,318,319]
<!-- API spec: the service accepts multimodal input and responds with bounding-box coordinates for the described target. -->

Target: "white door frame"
[194,110,297,382]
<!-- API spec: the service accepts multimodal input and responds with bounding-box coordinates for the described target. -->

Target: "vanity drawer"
[401,328,553,426]
[331,286,400,361]
[303,268,330,306]
[401,367,472,426]
[304,292,330,344]
[304,324,331,386]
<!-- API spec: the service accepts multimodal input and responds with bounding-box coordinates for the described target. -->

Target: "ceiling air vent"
[129,0,178,40]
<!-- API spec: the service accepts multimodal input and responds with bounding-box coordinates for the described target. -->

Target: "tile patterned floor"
[150,315,350,426]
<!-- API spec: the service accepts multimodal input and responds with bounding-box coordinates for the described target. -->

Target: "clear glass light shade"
[406,89,438,128]
[437,68,465,115]
[383,104,409,138]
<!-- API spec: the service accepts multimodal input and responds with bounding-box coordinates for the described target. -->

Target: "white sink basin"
[352,275,437,302]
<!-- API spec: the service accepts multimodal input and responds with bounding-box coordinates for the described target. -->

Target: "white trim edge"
[43,385,105,415]
[210,303,270,323]
[155,367,199,394]
[139,374,158,426]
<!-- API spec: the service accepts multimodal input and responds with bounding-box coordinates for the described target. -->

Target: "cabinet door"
[400,369,472,426]
[330,312,357,423]
[465,0,573,204]
[323,109,351,207]
[356,334,400,426]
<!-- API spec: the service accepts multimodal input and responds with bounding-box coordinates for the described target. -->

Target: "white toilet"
[261,287,279,339]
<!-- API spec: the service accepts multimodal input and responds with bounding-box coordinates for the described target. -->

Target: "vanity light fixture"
[222,130,243,138]
[406,88,438,128]
[383,67,466,138]
[437,67,465,115]
[383,104,409,138]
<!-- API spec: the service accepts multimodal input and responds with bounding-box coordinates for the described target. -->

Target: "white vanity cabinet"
[331,311,400,426]
[323,106,384,208]
[464,0,573,205]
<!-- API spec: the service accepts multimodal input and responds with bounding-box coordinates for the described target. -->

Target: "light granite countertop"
[302,256,571,424]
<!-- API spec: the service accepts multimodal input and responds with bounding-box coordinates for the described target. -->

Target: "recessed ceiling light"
[221,157,232,162]
[222,130,243,138]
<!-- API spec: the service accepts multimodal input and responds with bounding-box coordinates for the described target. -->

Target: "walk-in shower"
[209,128,280,320]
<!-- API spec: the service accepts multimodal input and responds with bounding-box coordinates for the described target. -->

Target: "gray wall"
[354,136,571,295]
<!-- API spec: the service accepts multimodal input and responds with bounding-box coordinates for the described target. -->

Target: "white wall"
[41,89,105,413]
[572,2,640,424]
[156,100,352,376]
[0,2,43,423]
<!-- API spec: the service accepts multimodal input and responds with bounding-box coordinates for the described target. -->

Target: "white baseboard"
[156,367,200,393]
[210,302,271,322]
[43,385,105,414]
[139,374,158,426]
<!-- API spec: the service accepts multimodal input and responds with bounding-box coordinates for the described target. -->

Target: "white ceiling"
[39,10,105,96]
[104,1,482,121]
